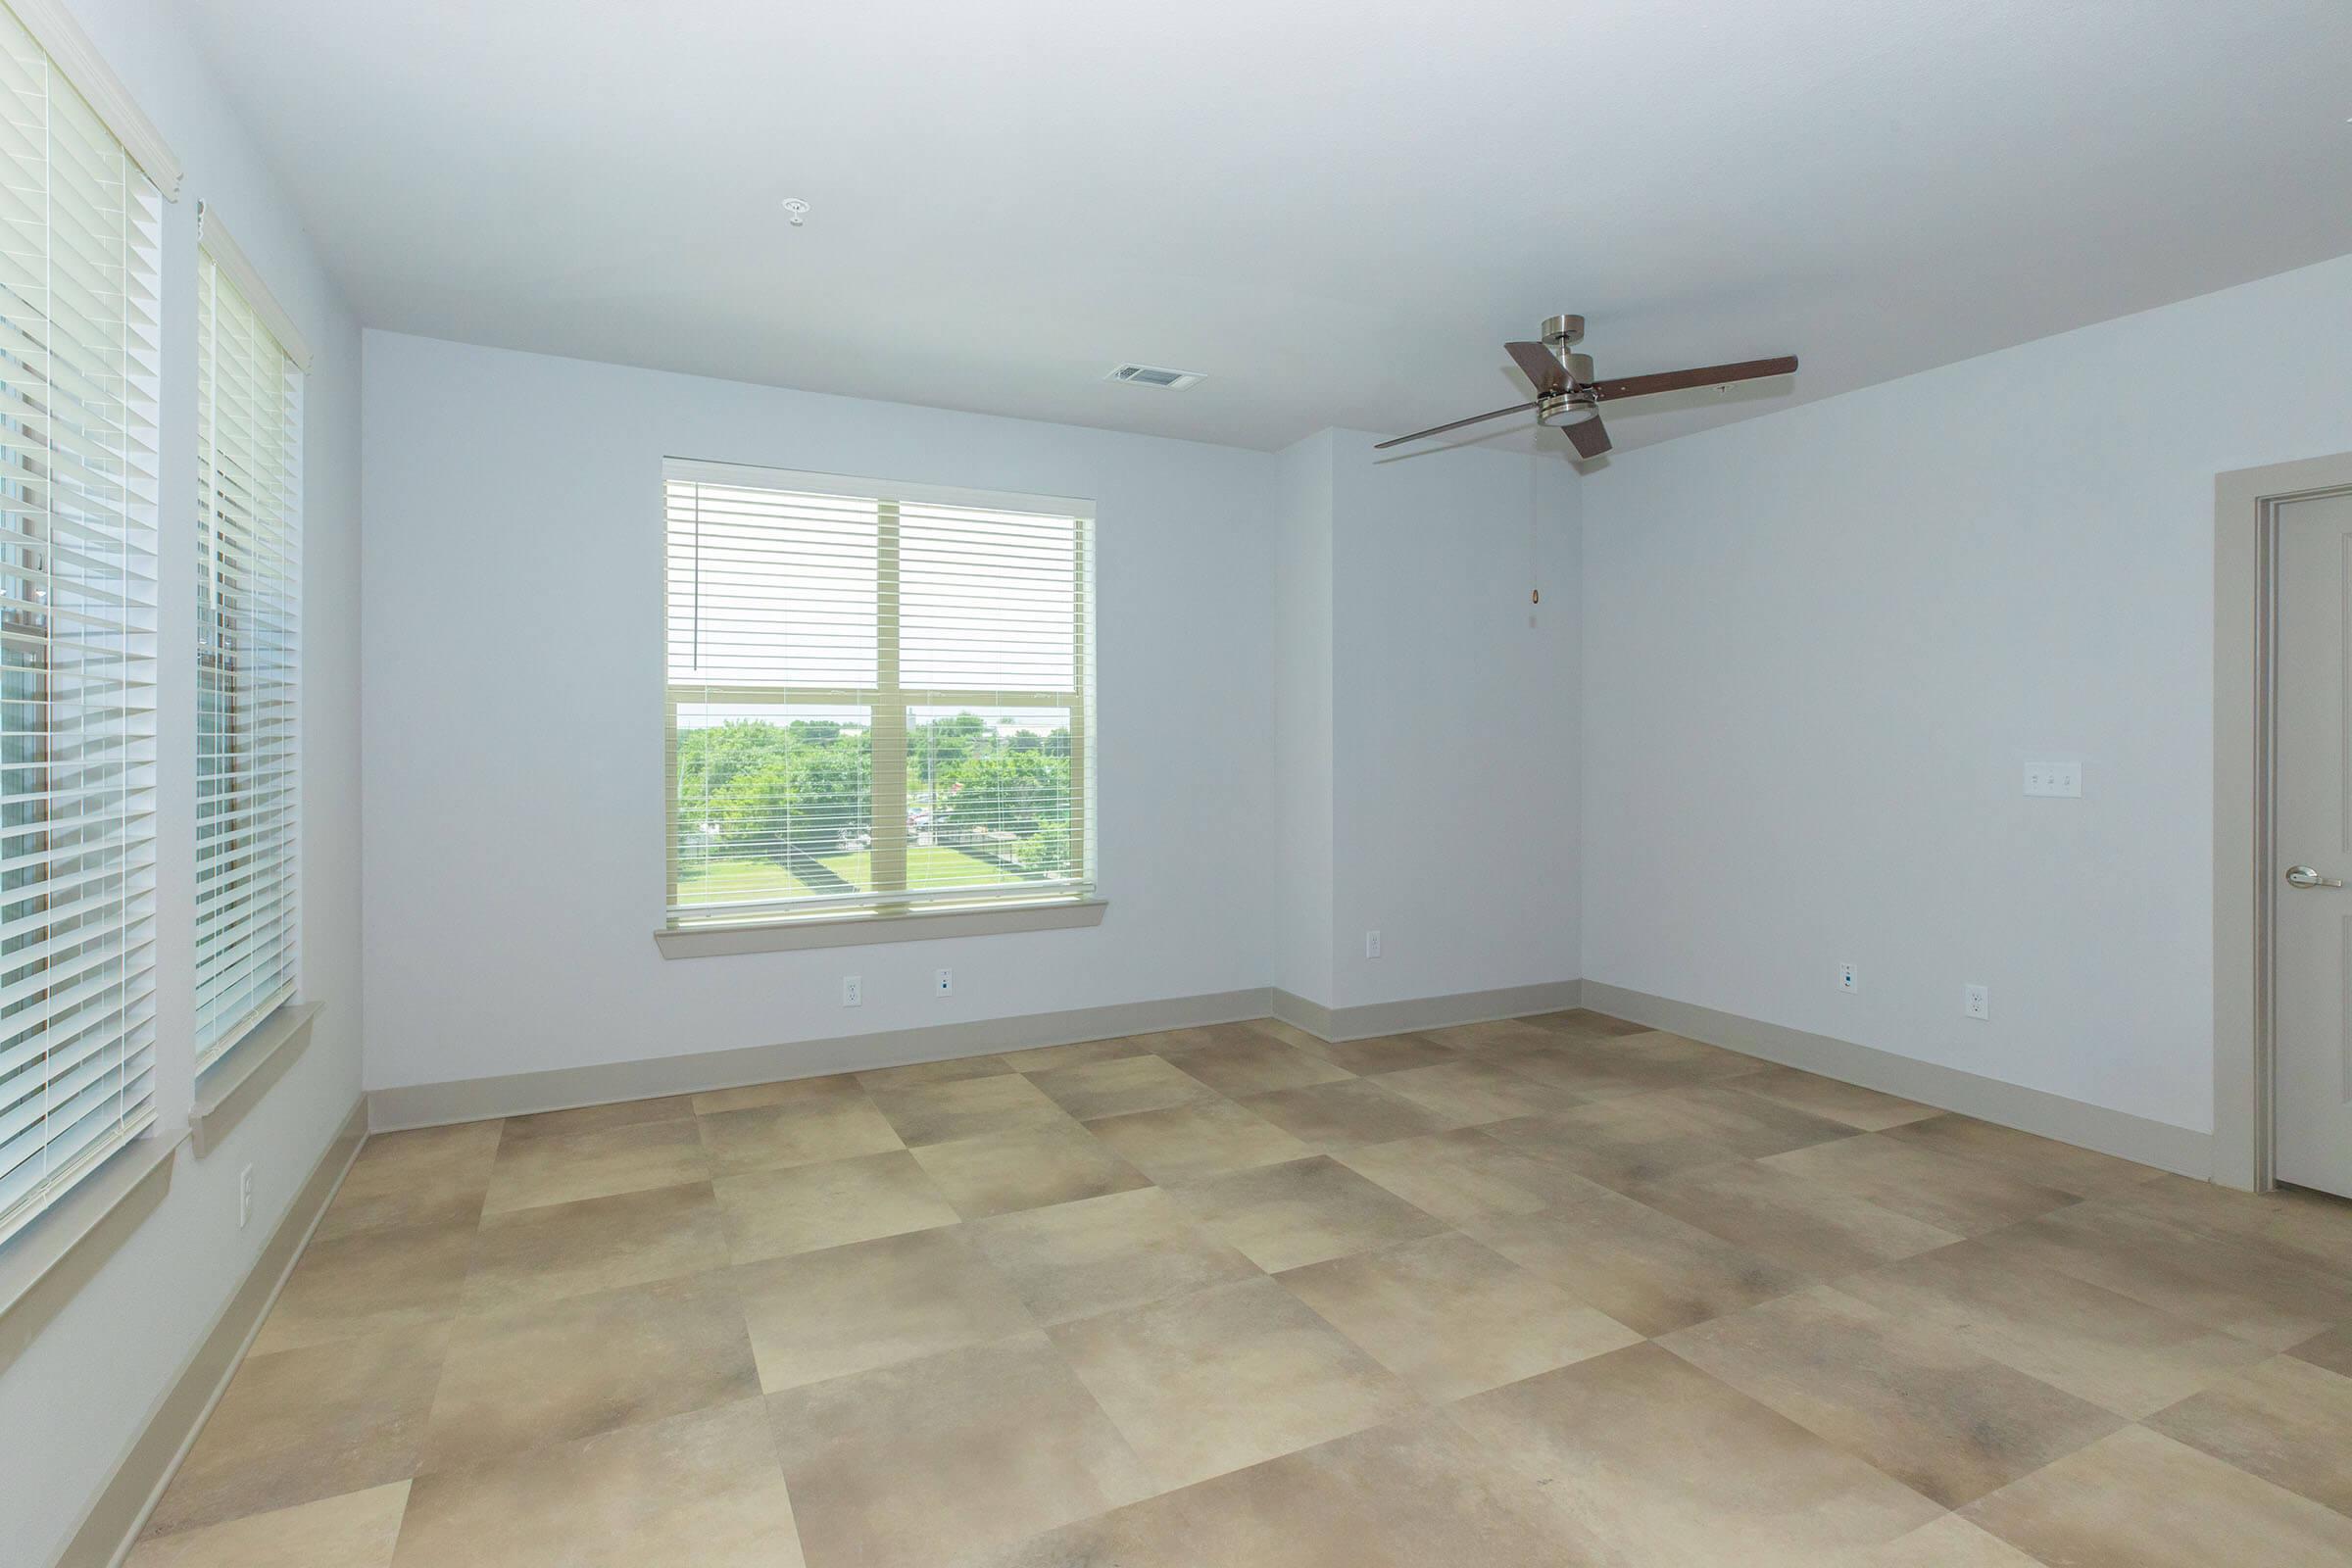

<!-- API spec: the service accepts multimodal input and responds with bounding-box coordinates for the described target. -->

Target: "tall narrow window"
[664,461,1095,929]
[194,220,301,1070]
[0,2,164,1242]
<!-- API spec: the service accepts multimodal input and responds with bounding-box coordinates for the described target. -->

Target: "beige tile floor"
[130,1011,2352,1567]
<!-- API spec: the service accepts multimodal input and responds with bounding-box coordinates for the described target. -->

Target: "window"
[664,461,1095,929]
[194,213,303,1071]
[0,1,164,1243]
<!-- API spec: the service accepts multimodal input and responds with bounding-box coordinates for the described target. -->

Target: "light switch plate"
[2023,760,2082,798]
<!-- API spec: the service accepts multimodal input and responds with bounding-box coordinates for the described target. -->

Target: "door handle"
[2285,864,2346,890]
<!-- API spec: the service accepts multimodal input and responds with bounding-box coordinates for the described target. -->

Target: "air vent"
[1104,363,1203,390]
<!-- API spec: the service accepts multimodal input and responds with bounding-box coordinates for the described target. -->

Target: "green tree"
[711,741,872,861]
[1016,817,1072,877]
[786,717,844,747]
[909,711,988,786]
[675,719,796,810]
[940,751,1066,839]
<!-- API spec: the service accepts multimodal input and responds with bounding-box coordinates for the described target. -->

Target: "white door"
[2276,490,2352,1198]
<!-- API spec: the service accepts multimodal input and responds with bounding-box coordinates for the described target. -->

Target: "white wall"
[1581,252,2352,1136]
[360,344,1588,1090]
[1270,433,1337,1004]
[1262,432,1583,1013]
[6,2,365,1562]
[1330,435,1581,1009]
[360,333,1278,1093]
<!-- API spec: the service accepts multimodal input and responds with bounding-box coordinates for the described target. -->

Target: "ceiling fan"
[1377,315,1797,459]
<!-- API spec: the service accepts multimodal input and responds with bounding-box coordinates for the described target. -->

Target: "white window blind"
[0,0,162,1245]
[194,236,300,1069]
[664,461,1095,927]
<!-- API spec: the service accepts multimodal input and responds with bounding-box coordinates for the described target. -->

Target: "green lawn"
[674,846,1024,905]
[672,858,815,905]
[814,845,1022,891]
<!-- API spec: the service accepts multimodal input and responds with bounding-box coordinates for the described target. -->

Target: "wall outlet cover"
[1837,962,1858,994]
[841,975,863,1006]
[1964,983,1990,1020]
[934,967,953,996]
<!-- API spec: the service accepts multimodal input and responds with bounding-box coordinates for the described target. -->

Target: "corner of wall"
[1282,432,1585,1012]
[1270,432,1339,1005]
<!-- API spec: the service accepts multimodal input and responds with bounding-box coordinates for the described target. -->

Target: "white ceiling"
[172,0,2352,454]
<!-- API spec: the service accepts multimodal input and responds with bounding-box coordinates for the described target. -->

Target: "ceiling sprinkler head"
[781,198,810,226]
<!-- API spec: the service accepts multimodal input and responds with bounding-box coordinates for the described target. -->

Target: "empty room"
[6,1,2352,1563]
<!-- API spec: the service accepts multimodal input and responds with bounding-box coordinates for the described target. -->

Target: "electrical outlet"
[841,974,862,1007]
[934,967,953,997]
[1963,983,1990,1020]
[1365,930,1382,958]
[1837,961,1858,994]
[237,1164,254,1230]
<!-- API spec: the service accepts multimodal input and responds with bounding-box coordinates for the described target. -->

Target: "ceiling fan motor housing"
[1542,313,1585,348]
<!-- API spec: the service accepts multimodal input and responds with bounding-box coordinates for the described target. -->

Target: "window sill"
[0,1125,183,1372]
[656,898,1107,958]
[192,1001,323,1157]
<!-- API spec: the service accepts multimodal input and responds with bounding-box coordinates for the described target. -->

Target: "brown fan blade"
[1374,400,1538,450]
[1505,340,1572,395]
[1591,355,1798,402]
[1559,414,1611,460]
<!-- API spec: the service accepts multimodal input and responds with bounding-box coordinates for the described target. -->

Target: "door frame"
[2214,451,2352,1191]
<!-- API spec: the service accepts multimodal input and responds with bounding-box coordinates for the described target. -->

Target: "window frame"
[660,460,1099,944]
[0,0,167,1255]
[191,211,306,1079]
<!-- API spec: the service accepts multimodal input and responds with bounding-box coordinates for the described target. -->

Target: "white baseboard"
[1270,980,1588,1042]
[369,980,1603,1131]
[370,976,2207,1182]
[1581,981,2212,1179]
[367,988,1282,1131]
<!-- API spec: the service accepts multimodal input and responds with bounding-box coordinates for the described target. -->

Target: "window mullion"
[870,499,908,899]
